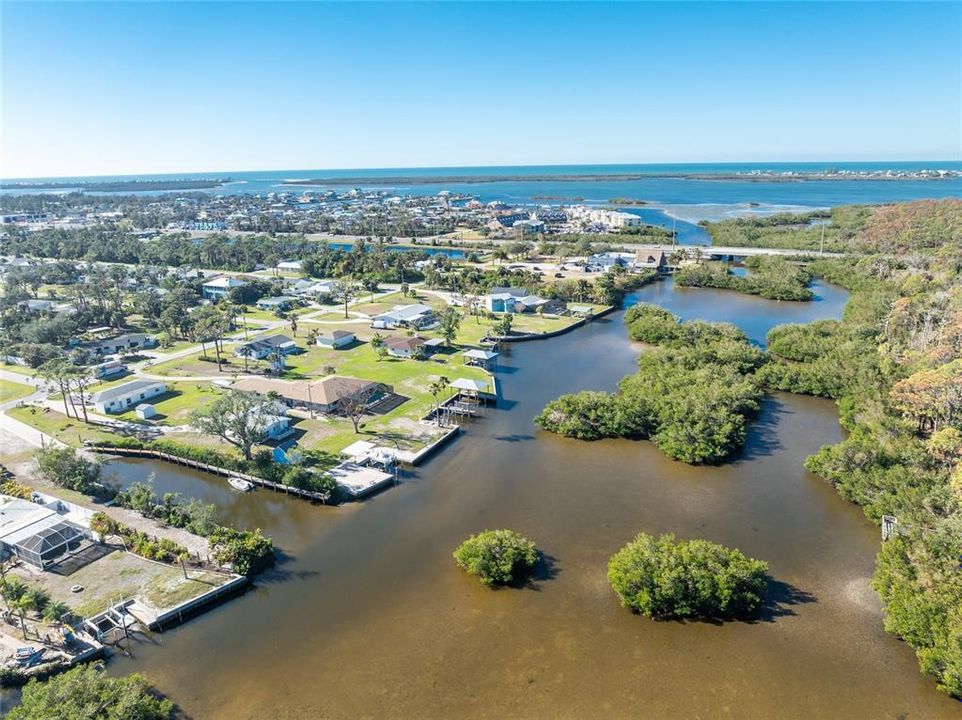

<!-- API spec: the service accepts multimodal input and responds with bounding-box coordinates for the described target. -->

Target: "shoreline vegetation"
[536,303,764,464]
[0,179,232,191]
[540,198,962,698]
[702,200,962,253]
[280,170,961,186]
[674,255,815,301]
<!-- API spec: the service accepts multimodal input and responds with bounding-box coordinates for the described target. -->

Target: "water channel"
[95,280,958,718]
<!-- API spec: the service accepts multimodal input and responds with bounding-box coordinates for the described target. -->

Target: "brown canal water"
[92,281,958,718]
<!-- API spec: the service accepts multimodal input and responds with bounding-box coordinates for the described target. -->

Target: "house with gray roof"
[92,380,167,414]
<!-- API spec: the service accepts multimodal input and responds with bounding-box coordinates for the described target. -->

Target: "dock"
[90,445,331,502]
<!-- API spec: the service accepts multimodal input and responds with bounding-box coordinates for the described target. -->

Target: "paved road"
[0,371,62,449]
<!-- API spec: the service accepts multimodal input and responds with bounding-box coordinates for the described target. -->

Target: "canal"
[100,281,958,719]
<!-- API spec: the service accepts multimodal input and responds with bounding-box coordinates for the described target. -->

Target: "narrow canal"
[102,280,958,719]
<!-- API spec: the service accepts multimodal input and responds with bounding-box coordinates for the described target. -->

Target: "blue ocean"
[4,162,960,245]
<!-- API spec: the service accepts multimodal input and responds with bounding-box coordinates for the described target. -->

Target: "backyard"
[15,549,234,619]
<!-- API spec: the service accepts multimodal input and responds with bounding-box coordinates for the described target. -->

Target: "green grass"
[113,382,219,425]
[0,379,35,403]
[6,405,121,446]
[143,568,233,610]
[153,339,201,355]
[144,333,491,455]
[0,362,37,377]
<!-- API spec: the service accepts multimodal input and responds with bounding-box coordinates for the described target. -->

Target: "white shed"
[135,403,157,420]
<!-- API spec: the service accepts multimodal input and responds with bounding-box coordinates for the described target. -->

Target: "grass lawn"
[0,379,35,403]
[0,362,37,377]
[17,550,233,618]
[114,382,220,425]
[144,333,492,455]
[238,307,285,323]
[6,406,122,446]
[153,339,201,355]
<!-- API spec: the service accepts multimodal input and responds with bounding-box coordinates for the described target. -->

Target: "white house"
[383,336,427,359]
[250,401,294,441]
[276,260,303,272]
[485,287,553,314]
[74,332,156,360]
[317,330,356,349]
[370,304,438,330]
[202,276,247,300]
[255,295,296,313]
[92,380,167,414]
[234,334,299,361]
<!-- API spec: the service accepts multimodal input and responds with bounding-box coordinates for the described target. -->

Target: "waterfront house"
[255,295,296,313]
[246,400,294,441]
[484,288,557,314]
[384,335,427,359]
[202,276,247,300]
[234,334,299,361]
[634,249,668,271]
[316,330,356,349]
[0,495,90,571]
[229,376,390,415]
[92,380,167,414]
[585,252,633,272]
[370,303,438,330]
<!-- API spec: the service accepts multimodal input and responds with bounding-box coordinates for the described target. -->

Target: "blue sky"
[2,1,959,178]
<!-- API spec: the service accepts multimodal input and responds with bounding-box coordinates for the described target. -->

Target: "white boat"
[228,476,254,492]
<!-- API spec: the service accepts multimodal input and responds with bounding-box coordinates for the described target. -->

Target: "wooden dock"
[91,445,331,502]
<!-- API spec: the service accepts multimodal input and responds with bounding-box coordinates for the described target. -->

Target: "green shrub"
[608,532,768,619]
[208,526,274,575]
[453,529,538,585]
[8,665,174,719]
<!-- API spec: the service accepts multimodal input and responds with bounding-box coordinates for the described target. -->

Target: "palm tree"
[0,576,26,615]
[43,600,71,626]
[12,593,36,640]
[429,376,450,426]
[178,550,191,580]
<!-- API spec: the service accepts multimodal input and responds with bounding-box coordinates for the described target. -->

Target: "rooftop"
[92,379,165,402]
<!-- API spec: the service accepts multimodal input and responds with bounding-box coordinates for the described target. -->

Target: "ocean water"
[3,162,959,245]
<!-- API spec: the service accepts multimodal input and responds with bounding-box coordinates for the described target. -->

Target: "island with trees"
[536,303,764,463]
[453,529,538,585]
[608,533,768,619]
[673,255,814,301]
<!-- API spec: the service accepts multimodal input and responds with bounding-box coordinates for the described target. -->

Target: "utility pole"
[820,224,825,255]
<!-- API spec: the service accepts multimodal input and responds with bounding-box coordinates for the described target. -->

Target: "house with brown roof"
[229,375,389,414]
[634,248,668,271]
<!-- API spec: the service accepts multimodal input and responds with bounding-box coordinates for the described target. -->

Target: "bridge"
[626,243,844,259]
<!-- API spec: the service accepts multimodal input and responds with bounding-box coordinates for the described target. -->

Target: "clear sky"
[1,1,960,178]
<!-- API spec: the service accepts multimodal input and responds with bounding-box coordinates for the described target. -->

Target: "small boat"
[228,476,254,492]
[15,647,44,666]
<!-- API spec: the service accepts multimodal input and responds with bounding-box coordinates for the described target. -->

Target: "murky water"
[628,277,851,345]
[88,284,957,717]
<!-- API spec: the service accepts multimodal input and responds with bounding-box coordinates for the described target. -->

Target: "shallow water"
[628,277,849,345]
[82,282,960,718]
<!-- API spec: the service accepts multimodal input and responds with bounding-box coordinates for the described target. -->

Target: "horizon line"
[4,158,961,182]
